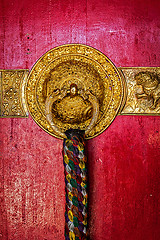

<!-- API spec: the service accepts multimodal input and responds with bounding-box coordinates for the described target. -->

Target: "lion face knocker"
[135,71,160,110]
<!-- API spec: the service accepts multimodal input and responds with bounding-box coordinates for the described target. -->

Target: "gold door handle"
[45,84,99,138]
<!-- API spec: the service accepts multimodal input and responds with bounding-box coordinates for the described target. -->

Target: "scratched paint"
[0,0,160,239]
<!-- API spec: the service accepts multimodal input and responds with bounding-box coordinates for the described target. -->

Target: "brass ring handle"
[79,89,99,135]
[45,88,67,138]
[45,84,99,138]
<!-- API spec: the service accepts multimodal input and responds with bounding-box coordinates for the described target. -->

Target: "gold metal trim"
[0,69,29,118]
[26,44,125,139]
[120,67,160,115]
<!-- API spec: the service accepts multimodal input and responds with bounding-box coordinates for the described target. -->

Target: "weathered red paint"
[0,0,160,239]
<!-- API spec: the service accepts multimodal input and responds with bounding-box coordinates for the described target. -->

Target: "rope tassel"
[63,129,88,240]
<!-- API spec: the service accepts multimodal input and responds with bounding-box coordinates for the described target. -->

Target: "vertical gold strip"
[20,70,29,117]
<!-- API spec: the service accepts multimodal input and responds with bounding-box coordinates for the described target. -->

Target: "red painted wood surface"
[0,0,160,239]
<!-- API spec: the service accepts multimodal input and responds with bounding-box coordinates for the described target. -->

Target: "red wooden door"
[0,0,160,239]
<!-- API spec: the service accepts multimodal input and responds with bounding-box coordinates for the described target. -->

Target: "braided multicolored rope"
[63,129,88,240]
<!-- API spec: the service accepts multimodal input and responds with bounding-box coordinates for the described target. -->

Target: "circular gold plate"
[26,44,125,139]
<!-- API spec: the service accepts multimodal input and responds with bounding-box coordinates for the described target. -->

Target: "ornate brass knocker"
[45,83,99,138]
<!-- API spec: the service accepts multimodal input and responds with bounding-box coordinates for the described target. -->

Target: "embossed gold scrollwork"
[0,70,29,118]
[135,71,160,110]
[120,67,160,115]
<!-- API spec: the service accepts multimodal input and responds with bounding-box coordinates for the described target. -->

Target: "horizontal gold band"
[1,67,160,118]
